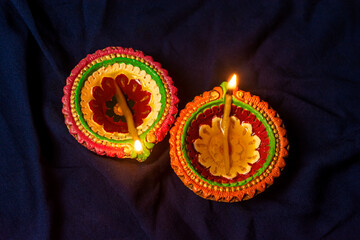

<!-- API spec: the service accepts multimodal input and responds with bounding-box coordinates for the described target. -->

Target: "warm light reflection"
[134,140,142,152]
[228,74,237,90]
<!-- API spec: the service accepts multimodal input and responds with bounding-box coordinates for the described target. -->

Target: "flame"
[134,140,142,152]
[228,74,237,90]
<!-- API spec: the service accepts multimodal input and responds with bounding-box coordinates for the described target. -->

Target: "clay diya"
[170,79,288,202]
[62,47,178,161]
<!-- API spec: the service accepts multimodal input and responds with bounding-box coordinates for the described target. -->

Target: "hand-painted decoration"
[62,47,178,161]
[170,76,288,202]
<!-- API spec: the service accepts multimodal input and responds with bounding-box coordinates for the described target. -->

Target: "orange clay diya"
[62,47,178,161]
[169,79,288,202]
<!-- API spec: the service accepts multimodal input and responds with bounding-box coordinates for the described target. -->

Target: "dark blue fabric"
[1,0,360,239]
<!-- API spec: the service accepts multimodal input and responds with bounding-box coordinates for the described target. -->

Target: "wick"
[221,94,232,174]
[114,81,142,152]
[221,74,237,174]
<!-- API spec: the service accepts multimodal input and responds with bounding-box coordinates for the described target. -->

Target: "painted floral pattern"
[194,116,261,179]
[89,74,151,133]
[186,104,270,183]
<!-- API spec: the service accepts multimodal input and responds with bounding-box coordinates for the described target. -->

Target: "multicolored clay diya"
[62,47,178,161]
[170,75,288,202]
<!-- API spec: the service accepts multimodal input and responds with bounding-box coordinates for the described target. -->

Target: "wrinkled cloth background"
[1,0,360,239]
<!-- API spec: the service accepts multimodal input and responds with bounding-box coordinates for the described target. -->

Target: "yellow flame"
[228,74,237,90]
[134,140,142,152]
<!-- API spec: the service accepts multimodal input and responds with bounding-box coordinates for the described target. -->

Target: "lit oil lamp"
[170,74,288,202]
[62,47,178,161]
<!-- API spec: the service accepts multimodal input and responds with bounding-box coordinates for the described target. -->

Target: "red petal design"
[90,74,152,133]
[101,77,116,97]
[115,74,129,89]
[92,110,105,125]
[92,86,105,101]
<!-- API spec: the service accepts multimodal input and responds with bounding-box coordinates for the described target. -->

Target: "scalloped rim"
[62,47,179,161]
[169,85,288,202]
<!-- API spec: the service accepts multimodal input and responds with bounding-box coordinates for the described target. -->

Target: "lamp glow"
[134,140,142,152]
[228,74,237,90]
